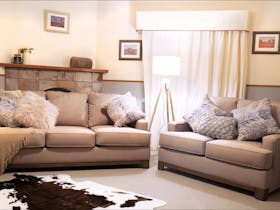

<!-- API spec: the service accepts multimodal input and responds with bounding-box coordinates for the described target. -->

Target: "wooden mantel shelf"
[0,63,108,74]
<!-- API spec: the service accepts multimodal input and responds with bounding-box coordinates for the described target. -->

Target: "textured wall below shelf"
[0,76,4,89]
[4,69,102,93]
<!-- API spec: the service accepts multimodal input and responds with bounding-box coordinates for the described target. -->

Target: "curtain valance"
[136,11,249,31]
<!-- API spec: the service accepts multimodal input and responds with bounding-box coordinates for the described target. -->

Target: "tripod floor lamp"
[148,56,181,131]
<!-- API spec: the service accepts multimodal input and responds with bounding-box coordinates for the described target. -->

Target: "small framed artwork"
[44,9,70,34]
[252,31,280,54]
[119,40,142,60]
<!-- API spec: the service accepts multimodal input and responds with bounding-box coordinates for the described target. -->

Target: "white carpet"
[1,155,280,210]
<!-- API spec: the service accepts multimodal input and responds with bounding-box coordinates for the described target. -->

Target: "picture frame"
[119,40,142,60]
[44,9,70,34]
[252,31,280,54]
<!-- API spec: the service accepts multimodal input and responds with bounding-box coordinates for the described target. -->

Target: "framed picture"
[252,31,280,54]
[119,40,142,60]
[44,9,70,34]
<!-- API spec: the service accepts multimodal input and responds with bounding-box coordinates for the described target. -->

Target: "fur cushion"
[14,91,58,129]
[232,98,280,141]
[103,92,145,127]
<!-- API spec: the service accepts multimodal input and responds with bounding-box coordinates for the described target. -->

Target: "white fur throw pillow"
[104,92,145,127]
[14,91,58,130]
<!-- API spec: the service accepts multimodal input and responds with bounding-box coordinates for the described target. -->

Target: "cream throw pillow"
[104,92,145,127]
[14,91,58,129]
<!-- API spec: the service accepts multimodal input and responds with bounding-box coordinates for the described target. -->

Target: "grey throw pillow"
[104,92,145,127]
[0,90,23,127]
[232,98,280,141]
[196,115,237,139]
[183,96,229,131]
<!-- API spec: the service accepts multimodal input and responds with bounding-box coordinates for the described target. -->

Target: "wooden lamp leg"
[165,83,169,123]
[168,88,175,122]
[148,87,163,131]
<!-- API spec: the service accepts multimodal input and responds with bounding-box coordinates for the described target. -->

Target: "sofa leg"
[254,188,269,201]
[158,161,164,170]
[142,160,149,169]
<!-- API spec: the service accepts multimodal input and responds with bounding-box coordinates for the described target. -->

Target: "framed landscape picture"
[44,9,70,34]
[252,31,280,54]
[119,40,142,60]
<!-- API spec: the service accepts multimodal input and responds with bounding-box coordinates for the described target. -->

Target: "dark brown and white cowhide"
[0,174,165,210]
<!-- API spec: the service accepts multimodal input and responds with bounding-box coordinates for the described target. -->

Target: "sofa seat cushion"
[91,125,150,146]
[206,140,273,170]
[160,131,213,155]
[46,126,95,148]
[24,129,45,148]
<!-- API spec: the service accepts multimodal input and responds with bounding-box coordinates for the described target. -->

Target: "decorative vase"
[23,52,31,64]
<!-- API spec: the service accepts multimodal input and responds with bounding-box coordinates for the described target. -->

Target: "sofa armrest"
[262,134,280,191]
[263,134,280,151]
[168,120,192,132]
[133,119,149,131]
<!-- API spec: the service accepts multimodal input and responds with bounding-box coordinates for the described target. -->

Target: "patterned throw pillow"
[104,92,145,127]
[0,90,23,127]
[183,96,229,131]
[232,98,280,141]
[196,115,237,139]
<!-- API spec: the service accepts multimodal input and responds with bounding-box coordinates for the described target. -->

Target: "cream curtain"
[143,30,248,150]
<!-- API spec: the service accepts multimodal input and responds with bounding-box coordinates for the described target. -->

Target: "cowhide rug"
[0,174,166,210]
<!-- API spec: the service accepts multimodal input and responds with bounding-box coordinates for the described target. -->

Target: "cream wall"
[1,1,279,86]
[96,1,142,81]
[96,0,280,85]
[0,1,97,75]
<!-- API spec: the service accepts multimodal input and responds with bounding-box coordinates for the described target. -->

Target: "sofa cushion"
[233,98,280,141]
[160,131,213,155]
[46,126,95,147]
[47,91,88,127]
[88,92,118,127]
[209,96,238,113]
[91,125,150,146]
[206,140,273,170]
[24,129,45,148]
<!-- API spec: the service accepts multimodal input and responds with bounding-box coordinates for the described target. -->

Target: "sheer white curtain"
[143,30,248,150]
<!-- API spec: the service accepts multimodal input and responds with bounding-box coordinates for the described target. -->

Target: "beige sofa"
[7,91,151,170]
[158,97,280,200]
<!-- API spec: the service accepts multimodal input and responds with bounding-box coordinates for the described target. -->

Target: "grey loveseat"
[158,97,280,200]
[7,91,151,169]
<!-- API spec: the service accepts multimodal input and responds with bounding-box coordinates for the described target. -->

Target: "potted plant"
[18,47,34,64]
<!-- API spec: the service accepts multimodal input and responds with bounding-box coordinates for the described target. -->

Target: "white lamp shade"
[152,56,181,76]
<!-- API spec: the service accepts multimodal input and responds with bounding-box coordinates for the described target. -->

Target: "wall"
[97,0,280,101]
[0,0,98,89]
[96,1,142,81]
[1,1,279,100]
